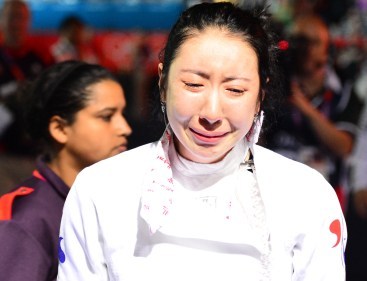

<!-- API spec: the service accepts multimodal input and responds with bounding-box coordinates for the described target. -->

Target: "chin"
[189,151,226,164]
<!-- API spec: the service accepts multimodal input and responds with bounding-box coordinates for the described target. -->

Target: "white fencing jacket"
[57,140,346,281]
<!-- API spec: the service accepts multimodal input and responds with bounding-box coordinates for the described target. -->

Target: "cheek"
[227,99,258,124]
[72,120,107,145]
[166,91,196,124]
[230,112,254,135]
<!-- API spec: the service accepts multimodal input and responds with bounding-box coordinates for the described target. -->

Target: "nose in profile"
[117,116,132,137]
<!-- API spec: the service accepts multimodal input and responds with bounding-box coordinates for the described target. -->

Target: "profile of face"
[292,15,330,96]
[1,1,30,47]
[302,45,328,91]
[55,79,132,169]
[160,27,260,164]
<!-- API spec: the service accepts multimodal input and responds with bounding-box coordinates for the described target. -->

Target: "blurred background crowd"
[0,0,366,279]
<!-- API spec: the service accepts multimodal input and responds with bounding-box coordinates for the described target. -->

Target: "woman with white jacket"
[57,2,346,280]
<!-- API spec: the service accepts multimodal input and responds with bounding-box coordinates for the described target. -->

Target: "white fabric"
[139,129,174,234]
[57,136,346,281]
[246,110,264,147]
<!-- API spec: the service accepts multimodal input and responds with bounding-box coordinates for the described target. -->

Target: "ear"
[257,77,269,112]
[49,115,68,144]
[158,63,166,102]
[158,63,163,83]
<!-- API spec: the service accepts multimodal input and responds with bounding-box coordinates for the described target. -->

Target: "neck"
[47,155,81,188]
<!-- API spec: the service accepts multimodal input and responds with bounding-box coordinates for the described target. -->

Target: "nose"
[117,115,132,137]
[199,90,222,127]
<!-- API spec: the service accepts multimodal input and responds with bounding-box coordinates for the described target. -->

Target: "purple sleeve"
[0,221,52,281]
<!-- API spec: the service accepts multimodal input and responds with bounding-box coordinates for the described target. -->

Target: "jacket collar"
[35,157,70,199]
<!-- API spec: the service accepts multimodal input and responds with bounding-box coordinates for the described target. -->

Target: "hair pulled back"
[20,60,117,155]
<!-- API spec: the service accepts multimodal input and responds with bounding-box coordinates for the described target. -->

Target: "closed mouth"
[190,128,227,138]
[116,143,128,152]
[190,128,228,144]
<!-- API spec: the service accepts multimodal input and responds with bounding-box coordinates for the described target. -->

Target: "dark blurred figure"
[345,75,367,281]
[263,13,364,209]
[0,0,47,155]
[292,0,354,25]
[50,15,99,64]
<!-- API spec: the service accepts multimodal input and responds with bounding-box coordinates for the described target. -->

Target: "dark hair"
[59,15,84,34]
[154,1,283,134]
[20,60,118,155]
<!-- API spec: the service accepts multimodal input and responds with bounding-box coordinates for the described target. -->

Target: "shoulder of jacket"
[87,142,158,173]
[0,186,34,220]
[254,144,327,188]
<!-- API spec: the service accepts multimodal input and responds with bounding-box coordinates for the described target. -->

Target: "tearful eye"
[227,88,245,95]
[184,82,203,89]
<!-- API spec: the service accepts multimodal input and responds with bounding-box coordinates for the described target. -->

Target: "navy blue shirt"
[0,158,69,281]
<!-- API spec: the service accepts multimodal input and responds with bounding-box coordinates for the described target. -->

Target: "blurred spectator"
[330,1,367,85]
[345,67,367,281]
[0,0,47,154]
[263,13,364,209]
[292,0,353,25]
[50,15,99,64]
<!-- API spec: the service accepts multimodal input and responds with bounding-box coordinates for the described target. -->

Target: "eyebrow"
[180,69,252,82]
[96,107,119,114]
[181,69,210,79]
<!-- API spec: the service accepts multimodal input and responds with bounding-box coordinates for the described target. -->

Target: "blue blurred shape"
[24,1,185,31]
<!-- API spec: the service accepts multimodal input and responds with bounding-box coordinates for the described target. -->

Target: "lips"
[190,128,228,144]
[116,142,128,153]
